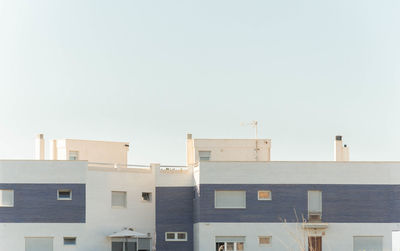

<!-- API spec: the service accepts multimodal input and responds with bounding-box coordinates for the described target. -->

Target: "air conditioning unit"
[308,213,322,222]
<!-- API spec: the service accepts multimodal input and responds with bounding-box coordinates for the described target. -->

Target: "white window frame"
[308,190,322,214]
[63,237,77,245]
[111,191,127,208]
[258,190,272,201]
[57,190,72,200]
[199,151,211,161]
[141,192,152,202]
[215,190,246,209]
[258,236,272,245]
[165,232,187,241]
[0,189,14,207]
[69,151,79,161]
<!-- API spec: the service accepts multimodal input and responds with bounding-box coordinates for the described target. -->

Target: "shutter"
[215,191,246,208]
[25,238,53,251]
[353,237,383,251]
[308,191,322,213]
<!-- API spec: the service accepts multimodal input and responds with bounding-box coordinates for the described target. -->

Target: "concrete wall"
[54,139,129,165]
[198,161,400,184]
[194,222,399,251]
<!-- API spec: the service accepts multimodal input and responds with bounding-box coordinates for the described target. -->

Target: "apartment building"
[156,134,400,251]
[1,133,399,251]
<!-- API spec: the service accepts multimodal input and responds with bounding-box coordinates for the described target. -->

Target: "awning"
[108,230,148,238]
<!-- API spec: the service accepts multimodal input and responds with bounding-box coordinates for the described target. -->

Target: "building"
[1,133,400,251]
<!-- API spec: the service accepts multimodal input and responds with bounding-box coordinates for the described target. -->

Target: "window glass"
[236,242,244,250]
[226,242,234,251]
[177,233,186,240]
[259,236,271,245]
[112,191,127,207]
[63,237,76,245]
[0,189,14,207]
[215,191,246,208]
[166,233,175,240]
[58,190,72,200]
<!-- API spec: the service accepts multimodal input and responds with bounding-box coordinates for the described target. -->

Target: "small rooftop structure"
[186,133,271,165]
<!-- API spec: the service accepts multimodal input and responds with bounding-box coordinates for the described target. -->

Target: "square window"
[177,233,187,240]
[57,190,72,200]
[64,237,76,245]
[258,190,271,200]
[112,191,127,208]
[166,233,175,240]
[0,189,14,207]
[259,236,272,245]
[142,192,152,202]
[199,151,211,161]
[69,151,79,160]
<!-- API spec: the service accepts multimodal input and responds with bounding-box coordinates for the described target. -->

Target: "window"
[69,151,79,160]
[142,192,152,202]
[259,236,272,245]
[258,190,271,200]
[25,237,53,251]
[63,237,76,245]
[165,232,187,241]
[216,237,245,251]
[353,236,383,251]
[0,189,14,207]
[215,191,246,209]
[57,190,72,200]
[112,191,127,208]
[199,151,211,161]
[308,190,322,221]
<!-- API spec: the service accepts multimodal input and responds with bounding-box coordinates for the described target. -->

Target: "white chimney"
[334,135,349,161]
[35,134,45,160]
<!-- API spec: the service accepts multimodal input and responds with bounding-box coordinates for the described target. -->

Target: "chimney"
[35,134,45,160]
[186,133,194,166]
[334,135,349,161]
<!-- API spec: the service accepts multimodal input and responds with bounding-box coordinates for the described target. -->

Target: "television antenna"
[241,120,258,139]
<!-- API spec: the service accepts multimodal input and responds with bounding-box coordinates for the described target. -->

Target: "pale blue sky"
[0,0,399,165]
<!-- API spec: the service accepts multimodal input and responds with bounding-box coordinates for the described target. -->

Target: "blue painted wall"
[156,186,194,251]
[0,183,85,223]
[196,184,400,223]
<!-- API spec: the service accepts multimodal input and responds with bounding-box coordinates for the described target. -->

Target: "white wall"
[195,223,400,251]
[198,161,400,185]
[187,139,271,165]
[84,166,155,251]
[54,139,129,165]
[0,160,87,183]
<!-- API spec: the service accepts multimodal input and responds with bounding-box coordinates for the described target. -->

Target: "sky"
[0,0,399,165]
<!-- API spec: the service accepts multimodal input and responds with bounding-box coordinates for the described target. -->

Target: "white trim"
[257,190,272,201]
[165,232,187,241]
[0,189,14,207]
[57,189,72,200]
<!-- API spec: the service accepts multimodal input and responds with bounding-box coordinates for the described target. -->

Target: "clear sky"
[0,0,399,165]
